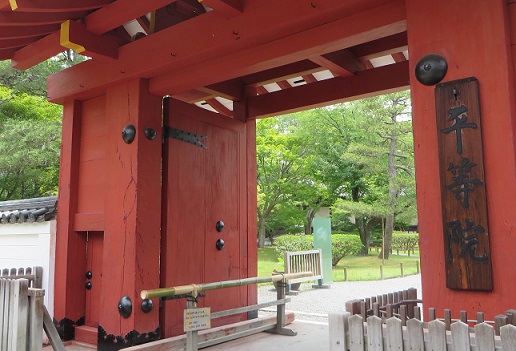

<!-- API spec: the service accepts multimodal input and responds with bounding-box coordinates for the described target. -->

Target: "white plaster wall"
[0,220,56,317]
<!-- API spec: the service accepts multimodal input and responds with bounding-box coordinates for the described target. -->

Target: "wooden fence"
[0,267,65,351]
[329,307,516,350]
[0,278,44,351]
[1,267,43,288]
[345,287,420,320]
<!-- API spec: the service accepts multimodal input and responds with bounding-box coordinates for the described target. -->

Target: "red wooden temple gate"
[1,0,516,350]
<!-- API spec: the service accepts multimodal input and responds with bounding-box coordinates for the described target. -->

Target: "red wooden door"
[161,99,248,337]
[85,231,103,327]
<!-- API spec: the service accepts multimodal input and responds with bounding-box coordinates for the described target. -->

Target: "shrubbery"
[274,235,312,256]
[274,234,364,266]
[391,231,419,255]
[330,234,363,266]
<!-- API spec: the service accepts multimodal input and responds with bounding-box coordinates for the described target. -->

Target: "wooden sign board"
[184,307,211,332]
[435,77,493,290]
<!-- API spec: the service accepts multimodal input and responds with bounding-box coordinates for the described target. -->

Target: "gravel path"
[258,274,422,323]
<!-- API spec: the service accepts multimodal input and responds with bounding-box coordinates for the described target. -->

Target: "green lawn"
[257,246,420,282]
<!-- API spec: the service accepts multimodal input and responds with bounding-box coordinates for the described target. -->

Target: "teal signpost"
[313,215,333,284]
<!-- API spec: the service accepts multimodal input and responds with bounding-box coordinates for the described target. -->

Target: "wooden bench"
[283,249,324,293]
[0,266,65,351]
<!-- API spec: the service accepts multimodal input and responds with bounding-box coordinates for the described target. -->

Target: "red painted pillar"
[407,0,516,319]
[54,99,86,339]
[99,79,162,349]
[246,120,258,312]
[235,100,258,314]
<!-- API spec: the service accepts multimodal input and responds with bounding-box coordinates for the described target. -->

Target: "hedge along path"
[274,234,363,266]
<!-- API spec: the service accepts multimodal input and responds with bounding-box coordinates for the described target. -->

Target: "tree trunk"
[257,214,267,248]
[379,213,394,259]
[355,216,370,255]
[304,207,316,234]
[378,123,398,259]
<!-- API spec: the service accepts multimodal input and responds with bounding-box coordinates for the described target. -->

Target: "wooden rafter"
[310,49,364,77]
[172,90,214,103]
[6,0,178,69]
[47,0,407,101]
[0,24,59,39]
[60,20,121,60]
[197,79,244,101]
[302,74,317,84]
[0,37,36,49]
[363,60,374,69]
[0,48,15,60]
[201,0,242,17]
[242,60,322,87]
[247,61,409,119]
[85,0,180,34]
[351,31,408,60]
[153,0,207,32]
[205,98,233,117]
[135,16,151,34]
[148,1,406,97]
[7,0,112,12]
[11,32,61,69]
[255,86,268,95]
[0,11,87,25]
[391,52,406,62]
[276,80,292,89]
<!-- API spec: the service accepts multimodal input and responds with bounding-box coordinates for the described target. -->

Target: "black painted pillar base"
[54,316,85,341]
[97,325,161,351]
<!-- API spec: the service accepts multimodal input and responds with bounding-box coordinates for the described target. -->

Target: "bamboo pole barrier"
[141,271,313,299]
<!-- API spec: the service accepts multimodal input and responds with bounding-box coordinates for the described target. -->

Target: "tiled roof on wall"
[0,196,57,224]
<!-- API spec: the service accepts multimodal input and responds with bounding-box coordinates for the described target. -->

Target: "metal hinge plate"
[164,127,207,149]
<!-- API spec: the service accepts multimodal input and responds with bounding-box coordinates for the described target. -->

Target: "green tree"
[338,91,416,258]
[257,93,416,253]
[0,50,84,97]
[293,107,361,234]
[256,116,312,247]
[0,86,62,200]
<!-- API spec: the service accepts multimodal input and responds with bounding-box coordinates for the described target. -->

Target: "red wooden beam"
[11,32,62,70]
[245,85,268,96]
[351,31,408,60]
[60,20,121,60]
[0,37,35,49]
[85,0,180,34]
[8,0,111,12]
[0,48,15,60]
[247,61,410,118]
[276,80,291,89]
[198,79,244,100]
[172,89,213,103]
[242,60,323,87]
[149,0,406,96]
[0,11,87,26]
[363,59,374,69]
[255,86,268,95]
[310,49,365,77]
[7,0,179,69]
[135,16,150,34]
[302,74,317,83]
[0,0,10,10]
[205,98,233,117]
[201,0,242,17]
[0,23,58,39]
[48,0,406,102]
[391,51,406,62]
